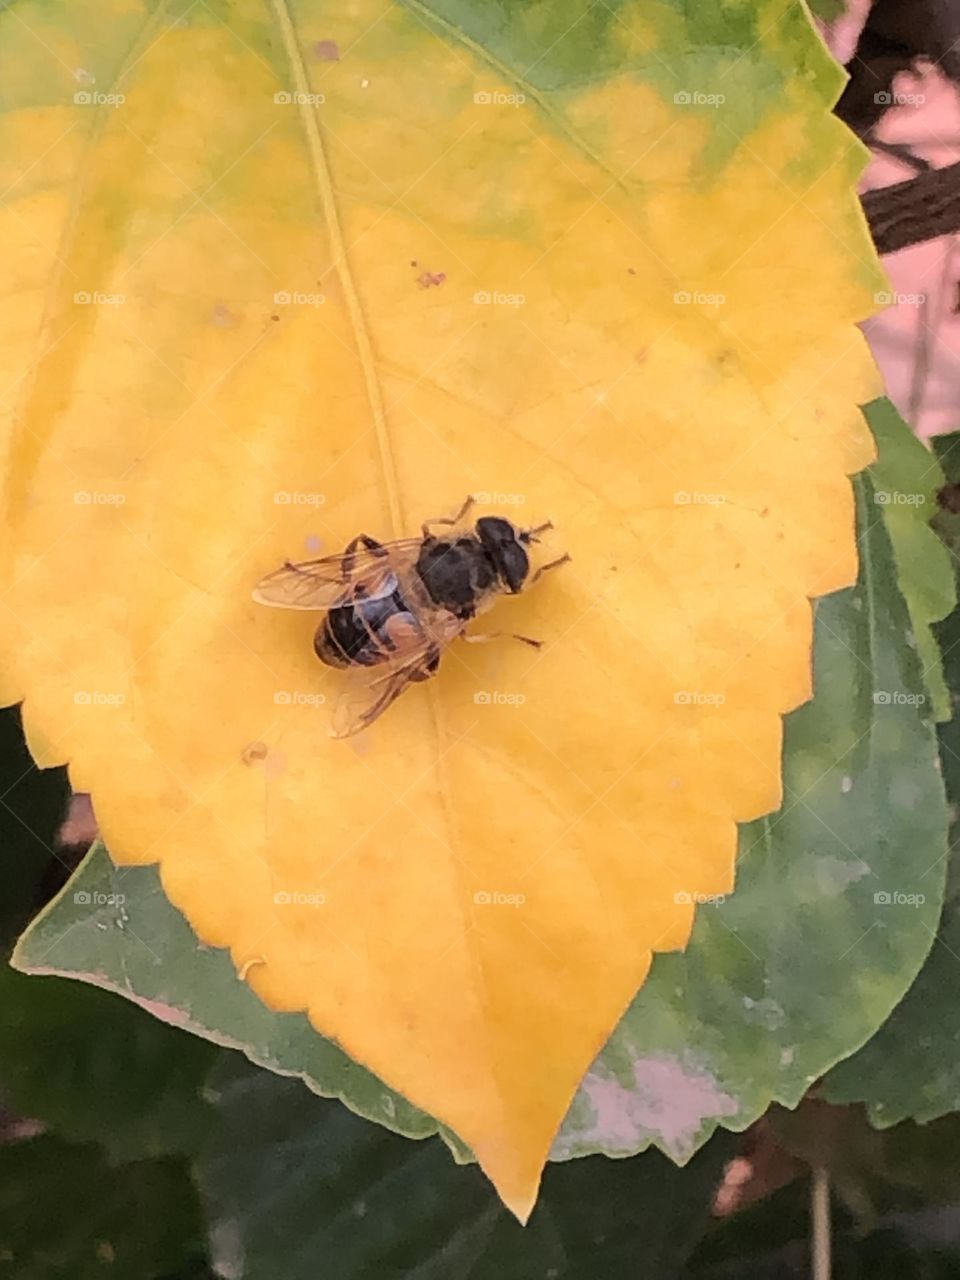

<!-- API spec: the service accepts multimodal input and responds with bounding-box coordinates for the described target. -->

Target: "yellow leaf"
[0,0,881,1217]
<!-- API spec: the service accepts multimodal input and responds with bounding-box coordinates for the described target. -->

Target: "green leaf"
[862,399,956,721]
[195,1058,734,1280]
[0,965,217,1162]
[554,467,947,1160]
[11,842,432,1141]
[0,705,68,950]
[13,459,948,1166]
[822,429,960,1124]
[0,1137,206,1280]
[0,706,216,1162]
[805,0,846,22]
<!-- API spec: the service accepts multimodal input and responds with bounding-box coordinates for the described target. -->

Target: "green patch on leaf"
[864,399,956,721]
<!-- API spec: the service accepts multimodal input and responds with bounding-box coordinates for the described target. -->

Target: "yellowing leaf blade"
[1,0,883,1216]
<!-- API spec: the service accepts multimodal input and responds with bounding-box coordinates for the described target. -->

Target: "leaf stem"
[811,1166,832,1280]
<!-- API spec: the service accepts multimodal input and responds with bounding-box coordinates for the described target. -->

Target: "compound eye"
[499,542,529,593]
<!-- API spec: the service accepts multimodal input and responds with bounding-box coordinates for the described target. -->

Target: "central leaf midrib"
[269,0,404,537]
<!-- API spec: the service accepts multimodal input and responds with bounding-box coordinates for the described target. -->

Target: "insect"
[253,496,569,737]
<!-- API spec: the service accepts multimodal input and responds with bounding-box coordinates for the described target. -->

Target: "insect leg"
[463,631,543,649]
[421,494,475,538]
[342,533,386,577]
[528,552,571,587]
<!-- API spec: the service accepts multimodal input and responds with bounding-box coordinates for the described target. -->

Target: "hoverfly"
[253,496,569,737]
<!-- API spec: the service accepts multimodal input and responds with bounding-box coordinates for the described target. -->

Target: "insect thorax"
[414,537,498,619]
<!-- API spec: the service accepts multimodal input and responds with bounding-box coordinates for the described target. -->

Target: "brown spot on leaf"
[212,302,237,328]
[313,39,340,61]
[242,741,268,765]
[416,270,446,289]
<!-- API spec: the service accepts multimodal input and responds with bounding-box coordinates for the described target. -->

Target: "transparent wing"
[330,650,437,739]
[252,538,423,611]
